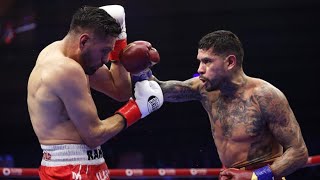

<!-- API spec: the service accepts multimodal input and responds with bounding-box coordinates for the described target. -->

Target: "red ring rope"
[1,155,319,178]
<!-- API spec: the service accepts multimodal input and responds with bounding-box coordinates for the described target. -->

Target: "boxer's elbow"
[82,134,104,149]
[290,143,309,168]
[298,145,309,166]
[84,140,101,149]
[81,128,107,149]
[82,135,112,149]
[82,121,124,148]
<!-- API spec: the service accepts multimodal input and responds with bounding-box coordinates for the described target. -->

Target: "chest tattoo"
[215,95,264,137]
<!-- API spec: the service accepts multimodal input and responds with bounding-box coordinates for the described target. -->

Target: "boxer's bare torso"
[27,41,88,145]
[201,77,283,168]
[159,77,289,168]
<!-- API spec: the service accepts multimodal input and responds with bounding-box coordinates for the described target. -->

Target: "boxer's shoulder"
[251,78,284,99]
[33,54,86,94]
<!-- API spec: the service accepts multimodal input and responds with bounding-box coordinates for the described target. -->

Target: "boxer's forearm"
[110,61,132,100]
[270,146,308,178]
[156,79,201,102]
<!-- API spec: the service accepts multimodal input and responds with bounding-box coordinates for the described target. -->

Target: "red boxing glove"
[119,40,160,76]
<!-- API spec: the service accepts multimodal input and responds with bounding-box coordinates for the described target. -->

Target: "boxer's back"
[27,41,84,145]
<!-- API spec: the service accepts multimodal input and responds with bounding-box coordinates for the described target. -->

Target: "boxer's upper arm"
[53,65,102,145]
[258,85,302,148]
[89,65,116,95]
[156,77,202,102]
[89,64,131,101]
[256,83,308,176]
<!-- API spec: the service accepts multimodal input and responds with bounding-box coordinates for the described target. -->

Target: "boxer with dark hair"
[153,30,308,180]
[27,5,163,179]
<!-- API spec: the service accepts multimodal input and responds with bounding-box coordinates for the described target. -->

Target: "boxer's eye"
[202,59,210,64]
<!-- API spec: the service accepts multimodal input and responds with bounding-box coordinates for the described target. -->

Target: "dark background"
[1,0,320,179]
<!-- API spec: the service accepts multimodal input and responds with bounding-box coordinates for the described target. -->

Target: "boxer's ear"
[225,55,237,70]
[79,34,89,50]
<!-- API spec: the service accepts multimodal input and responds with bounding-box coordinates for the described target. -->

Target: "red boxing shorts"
[39,144,109,180]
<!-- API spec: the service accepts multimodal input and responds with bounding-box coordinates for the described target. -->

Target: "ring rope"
[0,155,319,178]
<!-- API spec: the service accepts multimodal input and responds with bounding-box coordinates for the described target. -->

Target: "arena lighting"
[1,15,36,45]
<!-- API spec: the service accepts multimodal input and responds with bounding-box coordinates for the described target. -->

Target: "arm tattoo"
[158,79,201,102]
[254,84,308,176]
[254,84,290,131]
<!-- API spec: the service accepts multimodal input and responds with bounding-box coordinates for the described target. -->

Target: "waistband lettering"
[87,148,103,160]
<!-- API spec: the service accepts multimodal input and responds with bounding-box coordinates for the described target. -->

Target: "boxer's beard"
[206,80,218,92]
[81,51,98,75]
[205,77,223,92]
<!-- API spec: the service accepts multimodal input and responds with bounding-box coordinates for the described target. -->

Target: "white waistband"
[41,144,105,167]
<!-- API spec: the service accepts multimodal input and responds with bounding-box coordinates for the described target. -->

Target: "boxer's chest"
[208,94,267,139]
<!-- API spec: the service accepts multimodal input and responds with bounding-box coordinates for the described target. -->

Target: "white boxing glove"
[99,5,126,39]
[115,80,163,127]
[100,5,127,61]
[134,80,163,118]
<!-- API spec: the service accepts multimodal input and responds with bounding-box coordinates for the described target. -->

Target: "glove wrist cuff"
[252,165,274,180]
[131,69,152,83]
[108,39,127,61]
[115,98,141,128]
